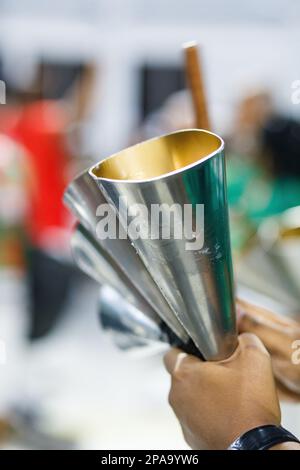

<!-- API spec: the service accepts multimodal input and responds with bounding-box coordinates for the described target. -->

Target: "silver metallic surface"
[91,129,237,360]
[99,285,169,352]
[64,170,101,233]
[71,224,161,324]
[72,225,201,356]
[64,171,189,342]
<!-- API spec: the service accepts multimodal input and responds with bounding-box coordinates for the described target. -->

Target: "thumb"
[163,348,201,375]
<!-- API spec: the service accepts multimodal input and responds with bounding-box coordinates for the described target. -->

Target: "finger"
[238,311,273,339]
[237,298,297,328]
[238,312,293,357]
[238,332,269,356]
[163,348,202,375]
[237,299,283,327]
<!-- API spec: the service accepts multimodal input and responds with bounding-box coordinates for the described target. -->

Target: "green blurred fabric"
[227,154,300,252]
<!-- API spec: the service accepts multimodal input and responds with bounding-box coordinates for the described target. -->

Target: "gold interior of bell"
[92,130,222,181]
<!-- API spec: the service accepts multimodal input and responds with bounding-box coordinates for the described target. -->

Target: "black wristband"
[228,425,300,450]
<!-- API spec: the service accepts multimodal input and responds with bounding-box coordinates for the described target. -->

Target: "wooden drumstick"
[183,41,211,131]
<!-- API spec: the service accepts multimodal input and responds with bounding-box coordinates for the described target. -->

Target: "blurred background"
[0,0,300,449]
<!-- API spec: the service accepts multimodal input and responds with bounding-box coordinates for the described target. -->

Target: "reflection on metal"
[99,285,168,354]
[91,129,237,360]
[64,170,102,233]
[71,224,161,324]
[71,224,201,356]
[65,172,190,343]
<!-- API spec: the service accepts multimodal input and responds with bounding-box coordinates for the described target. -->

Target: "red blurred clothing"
[5,100,72,247]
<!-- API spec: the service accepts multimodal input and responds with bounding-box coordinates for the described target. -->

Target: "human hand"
[237,299,300,397]
[164,333,281,450]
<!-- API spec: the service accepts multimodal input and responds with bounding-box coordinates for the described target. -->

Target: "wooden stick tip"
[182,40,198,50]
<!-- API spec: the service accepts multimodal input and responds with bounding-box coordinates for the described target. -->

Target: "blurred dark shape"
[140,65,185,120]
[37,62,85,100]
[230,90,300,179]
[0,57,3,82]
[2,60,84,104]
[26,248,77,340]
[263,116,300,178]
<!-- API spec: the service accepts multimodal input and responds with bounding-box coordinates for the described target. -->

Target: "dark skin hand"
[164,333,300,450]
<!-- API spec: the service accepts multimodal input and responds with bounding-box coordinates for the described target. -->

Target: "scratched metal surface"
[92,129,237,360]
